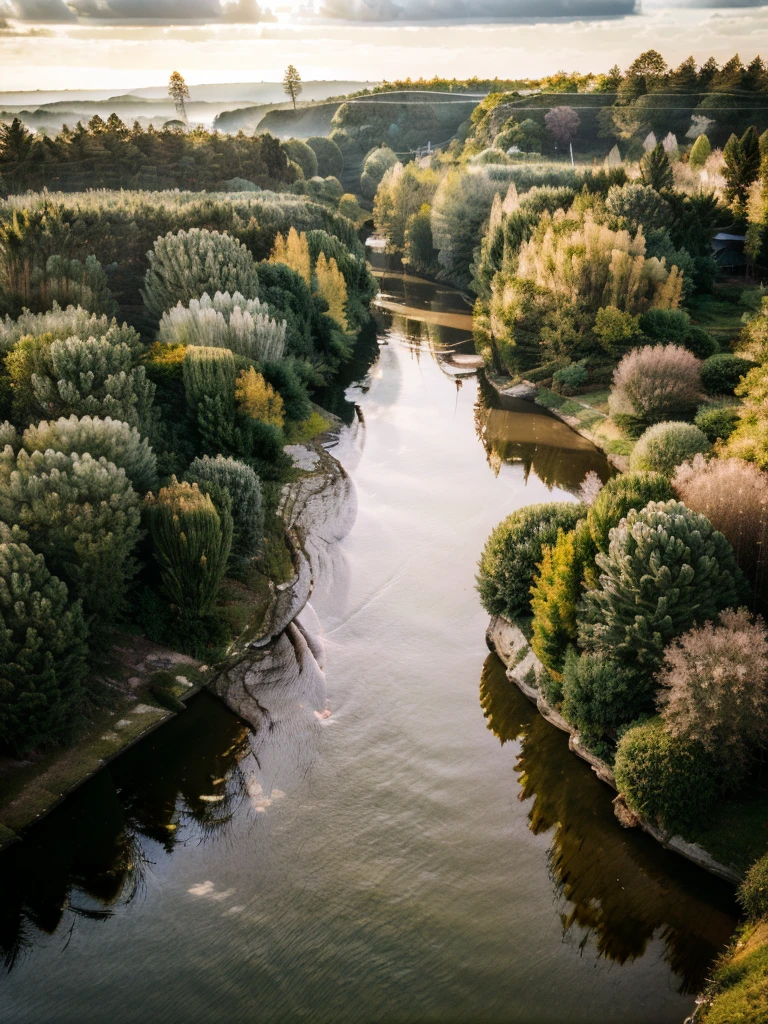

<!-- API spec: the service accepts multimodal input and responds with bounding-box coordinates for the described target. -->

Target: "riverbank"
[484,369,632,471]
[0,423,352,854]
[487,612,764,886]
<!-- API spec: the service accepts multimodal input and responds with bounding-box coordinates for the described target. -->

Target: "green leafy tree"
[477,502,586,620]
[561,649,645,745]
[21,415,158,494]
[185,455,263,564]
[283,65,303,111]
[0,525,90,756]
[13,333,156,433]
[640,143,673,192]
[580,500,745,677]
[306,136,344,178]
[282,138,318,180]
[614,718,722,833]
[723,126,761,211]
[530,522,596,676]
[629,421,711,476]
[142,229,260,321]
[0,449,143,639]
[145,479,232,619]
[689,134,711,170]
[587,471,674,553]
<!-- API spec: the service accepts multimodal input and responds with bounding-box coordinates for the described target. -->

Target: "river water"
[0,272,738,1024]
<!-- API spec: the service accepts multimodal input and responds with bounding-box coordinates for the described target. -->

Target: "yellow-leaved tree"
[235,367,284,427]
[315,252,348,331]
[270,227,311,287]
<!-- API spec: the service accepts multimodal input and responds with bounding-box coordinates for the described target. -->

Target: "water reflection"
[475,373,613,493]
[480,654,738,992]
[0,693,251,974]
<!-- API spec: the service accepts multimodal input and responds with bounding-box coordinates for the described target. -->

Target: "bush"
[142,229,260,320]
[306,136,344,178]
[236,367,284,427]
[580,500,745,675]
[185,455,263,563]
[282,138,318,180]
[673,455,768,601]
[657,608,768,774]
[0,304,139,355]
[158,291,287,363]
[739,854,768,919]
[605,182,671,232]
[0,525,90,755]
[360,146,399,201]
[683,325,719,359]
[614,718,722,833]
[145,479,232,619]
[694,406,739,442]
[587,471,674,552]
[530,522,595,675]
[630,421,711,476]
[477,502,586,620]
[21,415,158,494]
[689,133,711,170]
[0,448,142,635]
[593,306,641,357]
[8,331,156,432]
[609,344,702,425]
[700,353,755,395]
[552,361,588,396]
[561,649,647,745]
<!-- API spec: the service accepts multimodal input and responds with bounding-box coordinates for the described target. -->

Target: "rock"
[501,382,537,400]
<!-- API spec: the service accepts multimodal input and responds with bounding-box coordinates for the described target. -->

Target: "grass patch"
[558,399,584,416]
[696,920,768,1024]
[603,438,634,456]
[684,785,768,874]
[535,387,566,410]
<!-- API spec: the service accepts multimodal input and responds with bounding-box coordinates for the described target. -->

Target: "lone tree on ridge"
[168,71,190,123]
[283,65,303,111]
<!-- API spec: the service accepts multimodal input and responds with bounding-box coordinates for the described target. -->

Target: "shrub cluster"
[609,345,702,426]
[477,502,586,620]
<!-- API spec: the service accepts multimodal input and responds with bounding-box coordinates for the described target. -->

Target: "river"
[0,271,738,1024]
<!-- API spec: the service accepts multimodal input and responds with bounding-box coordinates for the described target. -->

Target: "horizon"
[2,1,768,92]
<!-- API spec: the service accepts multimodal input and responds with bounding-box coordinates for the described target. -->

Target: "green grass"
[284,410,331,444]
[535,387,566,409]
[684,786,768,874]
[687,285,761,345]
[696,920,768,1024]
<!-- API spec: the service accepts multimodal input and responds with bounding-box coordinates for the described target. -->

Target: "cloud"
[316,0,638,21]
[10,0,76,19]
[10,0,274,20]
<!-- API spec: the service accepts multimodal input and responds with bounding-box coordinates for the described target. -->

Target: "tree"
[689,134,711,170]
[587,471,674,553]
[629,421,711,476]
[658,609,768,771]
[168,71,190,123]
[315,253,348,331]
[270,227,311,288]
[723,126,761,211]
[640,143,673,192]
[609,344,702,425]
[283,65,303,111]
[0,526,90,756]
[0,448,143,639]
[142,228,260,320]
[185,455,263,565]
[145,479,232,620]
[580,500,745,677]
[477,502,586,620]
[235,367,284,427]
[544,106,581,149]
[158,291,286,363]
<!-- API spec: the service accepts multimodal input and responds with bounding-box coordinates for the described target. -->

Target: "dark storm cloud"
[316,0,639,21]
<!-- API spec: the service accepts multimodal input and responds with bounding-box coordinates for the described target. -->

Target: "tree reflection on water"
[474,373,613,494]
[0,693,252,974]
[479,653,738,993]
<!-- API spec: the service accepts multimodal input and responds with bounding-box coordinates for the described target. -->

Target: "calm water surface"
[0,273,738,1024]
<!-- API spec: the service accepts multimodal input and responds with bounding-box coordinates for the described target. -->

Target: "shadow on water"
[479,654,738,993]
[0,693,251,974]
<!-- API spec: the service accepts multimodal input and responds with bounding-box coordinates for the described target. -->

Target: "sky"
[2,0,768,93]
